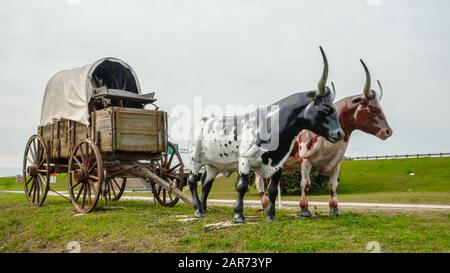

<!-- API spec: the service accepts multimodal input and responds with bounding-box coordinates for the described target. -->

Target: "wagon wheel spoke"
[28,179,35,197]
[25,176,33,186]
[166,152,175,169]
[36,178,41,203]
[73,156,83,168]
[87,182,92,204]
[75,183,84,203]
[109,180,117,199]
[37,154,46,169]
[107,181,112,200]
[88,175,99,180]
[167,163,181,174]
[36,144,43,166]
[32,178,37,203]
[78,144,87,164]
[30,140,37,162]
[28,178,35,198]
[85,145,93,170]
[37,174,47,194]
[89,180,97,196]
[26,155,34,165]
[163,152,168,168]
[82,183,88,209]
[112,178,121,189]
[110,179,118,197]
[71,181,82,190]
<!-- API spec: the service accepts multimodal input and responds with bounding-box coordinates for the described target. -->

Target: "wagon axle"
[26,165,39,177]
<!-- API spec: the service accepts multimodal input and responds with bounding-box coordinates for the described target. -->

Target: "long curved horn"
[377,80,383,100]
[331,81,336,100]
[317,46,329,96]
[360,59,372,99]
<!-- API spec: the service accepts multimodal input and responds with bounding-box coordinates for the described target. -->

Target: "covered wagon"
[23,58,191,213]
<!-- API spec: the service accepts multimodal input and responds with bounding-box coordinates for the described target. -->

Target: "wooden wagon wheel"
[68,139,104,213]
[102,177,127,201]
[150,142,184,207]
[23,135,50,207]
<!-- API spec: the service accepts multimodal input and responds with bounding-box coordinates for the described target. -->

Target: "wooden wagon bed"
[38,107,168,161]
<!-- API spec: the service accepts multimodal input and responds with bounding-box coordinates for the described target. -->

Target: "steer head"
[348,60,393,140]
[302,47,344,143]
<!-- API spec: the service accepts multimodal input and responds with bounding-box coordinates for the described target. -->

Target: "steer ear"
[306,91,317,100]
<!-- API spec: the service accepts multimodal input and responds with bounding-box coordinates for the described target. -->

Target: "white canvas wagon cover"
[40,57,142,126]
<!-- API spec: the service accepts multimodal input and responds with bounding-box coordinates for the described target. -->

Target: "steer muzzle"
[326,129,344,143]
[376,128,393,140]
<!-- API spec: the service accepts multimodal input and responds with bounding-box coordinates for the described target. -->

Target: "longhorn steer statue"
[255,59,393,217]
[188,47,344,223]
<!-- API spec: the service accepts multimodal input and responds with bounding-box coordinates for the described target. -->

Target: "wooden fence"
[344,152,450,161]
[179,148,450,161]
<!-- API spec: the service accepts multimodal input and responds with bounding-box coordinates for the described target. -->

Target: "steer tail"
[188,118,207,170]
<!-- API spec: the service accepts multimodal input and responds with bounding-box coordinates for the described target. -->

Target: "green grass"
[0,193,448,253]
[338,157,450,194]
[200,157,450,204]
[0,174,69,192]
[2,157,449,204]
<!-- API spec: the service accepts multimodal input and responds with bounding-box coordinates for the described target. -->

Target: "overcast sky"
[1,0,450,171]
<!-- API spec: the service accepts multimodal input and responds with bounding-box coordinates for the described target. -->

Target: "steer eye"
[320,106,333,115]
[368,106,380,114]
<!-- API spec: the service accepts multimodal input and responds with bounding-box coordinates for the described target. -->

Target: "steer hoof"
[233,213,245,224]
[194,210,206,218]
[297,209,312,218]
[330,207,341,217]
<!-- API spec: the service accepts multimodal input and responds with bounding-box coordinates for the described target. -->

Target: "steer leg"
[298,160,312,218]
[255,173,269,209]
[200,166,218,212]
[233,173,250,223]
[188,172,205,218]
[266,169,282,222]
[328,164,341,217]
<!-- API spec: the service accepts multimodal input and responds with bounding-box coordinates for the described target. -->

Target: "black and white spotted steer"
[188,47,344,223]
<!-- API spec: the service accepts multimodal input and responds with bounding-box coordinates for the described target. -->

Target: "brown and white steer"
[255,59,393,216]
